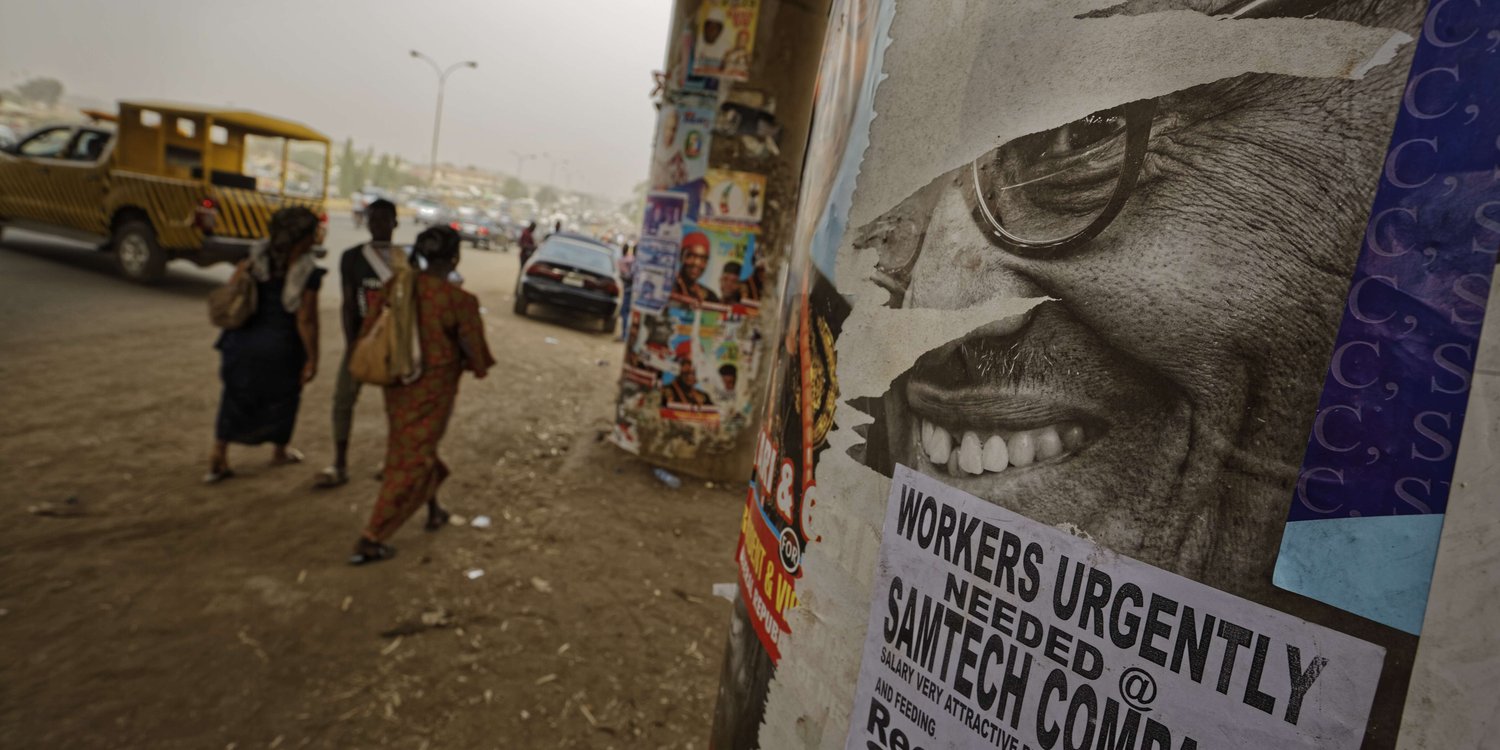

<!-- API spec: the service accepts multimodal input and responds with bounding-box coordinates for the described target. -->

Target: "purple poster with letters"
[1274,0,1500,635]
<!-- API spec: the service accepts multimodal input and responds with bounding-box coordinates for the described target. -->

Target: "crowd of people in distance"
[204,202,493,564]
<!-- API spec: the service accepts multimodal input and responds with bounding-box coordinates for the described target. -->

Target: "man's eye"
[1024,107,1128,163]
[1046,111,1127,159]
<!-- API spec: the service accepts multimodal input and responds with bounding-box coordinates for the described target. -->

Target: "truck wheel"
[114,220,167,283]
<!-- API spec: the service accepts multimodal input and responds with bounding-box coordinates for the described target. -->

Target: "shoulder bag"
[208,261,257,329]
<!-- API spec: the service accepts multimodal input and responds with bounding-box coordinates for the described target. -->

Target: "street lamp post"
[511,151,537,182]
[410,50,477,186]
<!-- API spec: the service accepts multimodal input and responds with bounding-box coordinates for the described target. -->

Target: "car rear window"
[536,240,614,276]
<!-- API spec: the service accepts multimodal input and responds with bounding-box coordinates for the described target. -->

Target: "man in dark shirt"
[518,221,538,265]
[315,199,400,488]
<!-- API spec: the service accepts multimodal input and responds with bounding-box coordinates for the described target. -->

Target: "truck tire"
[113,220,167,283]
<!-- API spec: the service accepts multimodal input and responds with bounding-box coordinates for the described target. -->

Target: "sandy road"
[0,222,740,749]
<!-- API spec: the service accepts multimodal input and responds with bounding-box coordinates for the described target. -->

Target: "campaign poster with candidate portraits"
[700,169,766,226]
[642,191,689,241]
[656,303,754,426]
[671,221,761,314]
[649,103,714,192]
[692,0,759,81]
[714,0,1500,748]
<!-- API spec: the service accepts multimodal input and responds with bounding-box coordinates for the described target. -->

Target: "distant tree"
[501,176,529,200]
[337,138,360,196]
[372,153,394,187]
[14,77,63,106]
[535,185,560,206]
[620,180,648,222]
[359,147,375,189]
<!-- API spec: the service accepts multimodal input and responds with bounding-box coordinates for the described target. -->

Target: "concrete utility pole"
[610,0,831,484]
[409,50,477,186]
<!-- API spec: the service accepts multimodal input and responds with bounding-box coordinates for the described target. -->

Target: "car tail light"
[585,277,621,296]
[450,221,461,230]
[526,263,563,280]
[194,197,218,233]
[479,227,489,236]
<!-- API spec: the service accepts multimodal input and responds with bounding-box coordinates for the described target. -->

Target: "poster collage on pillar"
[710,0,1500,747]
[612,0,775,457]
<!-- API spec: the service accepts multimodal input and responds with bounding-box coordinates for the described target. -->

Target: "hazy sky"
[0,0,673,200]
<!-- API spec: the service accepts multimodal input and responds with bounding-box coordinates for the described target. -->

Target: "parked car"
[514,233,621,332]
[448,212,497,250]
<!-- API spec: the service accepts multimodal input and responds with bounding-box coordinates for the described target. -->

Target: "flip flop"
[271,448,305,467]
[313,466,349,489]
[348,540,397,566]
[202,467,235,485]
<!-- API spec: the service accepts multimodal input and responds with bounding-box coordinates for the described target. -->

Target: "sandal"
[202,465,235,485]
[313,466,349,489]
[348,538,397,566]
[271,448,305,467]
[424,506,452,532]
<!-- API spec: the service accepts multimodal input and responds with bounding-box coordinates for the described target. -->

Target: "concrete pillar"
[609,0,832,482]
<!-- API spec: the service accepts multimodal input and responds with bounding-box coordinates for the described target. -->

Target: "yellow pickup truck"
[0,101,329,282]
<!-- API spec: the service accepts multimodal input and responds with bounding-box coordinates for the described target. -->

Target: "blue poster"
[1274,0,1500,635]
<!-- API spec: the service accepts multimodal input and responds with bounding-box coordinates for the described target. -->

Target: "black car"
[448,209,498,249]
[514,233,621,332]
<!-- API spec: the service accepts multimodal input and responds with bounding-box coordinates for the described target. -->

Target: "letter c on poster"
[1297,466,1345,514]
[1403,66,1460,120]
[1314,405,1362,453]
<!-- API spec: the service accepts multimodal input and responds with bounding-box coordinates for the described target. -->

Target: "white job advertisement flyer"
[846,466,1386,750]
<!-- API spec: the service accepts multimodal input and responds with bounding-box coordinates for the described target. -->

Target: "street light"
[542,153,570,188]
[410,50,477,186]
[511,151,538,181]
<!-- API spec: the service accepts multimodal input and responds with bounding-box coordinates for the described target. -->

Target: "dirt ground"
[0,224,741,749]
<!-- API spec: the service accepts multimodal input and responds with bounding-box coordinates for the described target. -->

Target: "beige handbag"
[348,266,421,386]
[348,305,398,385]
[208,261,257,329]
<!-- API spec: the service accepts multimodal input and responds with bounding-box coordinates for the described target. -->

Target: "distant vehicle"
[410,199,444,225]
[0,100,330,282]
[448,212,497,250]
[514,232,621,332]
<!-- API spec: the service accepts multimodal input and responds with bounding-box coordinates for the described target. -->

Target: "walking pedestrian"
[315,199,401,489]
[518,221,538,265]
[205,207,325,483]
[617,242,635,341]
[350,226,494,564]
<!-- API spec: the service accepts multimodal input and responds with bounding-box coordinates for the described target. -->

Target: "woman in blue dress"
[205,207,325,483]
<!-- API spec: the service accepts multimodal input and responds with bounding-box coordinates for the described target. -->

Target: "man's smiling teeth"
[917,419,1085,477]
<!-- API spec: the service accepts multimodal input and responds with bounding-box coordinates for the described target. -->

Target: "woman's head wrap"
[263,207,321,278]
[414,225,461,265]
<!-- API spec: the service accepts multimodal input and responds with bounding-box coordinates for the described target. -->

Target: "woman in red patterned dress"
[351,226,494,564]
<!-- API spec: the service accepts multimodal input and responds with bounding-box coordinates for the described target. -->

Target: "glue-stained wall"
[611,0,831,481]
